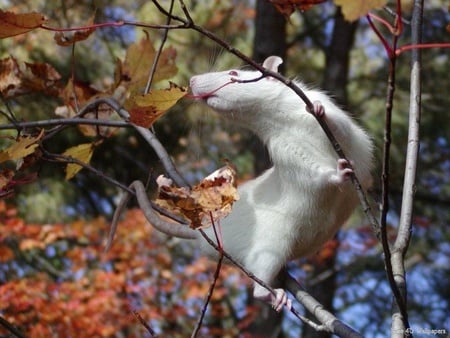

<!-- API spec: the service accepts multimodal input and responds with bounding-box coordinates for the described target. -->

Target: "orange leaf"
[0,10,46,39]
[19,238,45,250]
[0,244,14,262]
[128,105,164,128]
[156,162,239,229]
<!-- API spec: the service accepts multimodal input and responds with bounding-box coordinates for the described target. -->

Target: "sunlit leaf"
[0,10,46,39]
[133,83,187,111]
[0,130,44,164]
[127,82,187,127]
[62,142,98,180]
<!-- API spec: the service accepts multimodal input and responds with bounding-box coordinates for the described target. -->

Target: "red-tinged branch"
[396,42,450,55]
[366,15,394,58]
[192,218,224,338]
[367,13,397,35]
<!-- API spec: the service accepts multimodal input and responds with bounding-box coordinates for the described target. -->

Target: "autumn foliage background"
[0,1,449,337]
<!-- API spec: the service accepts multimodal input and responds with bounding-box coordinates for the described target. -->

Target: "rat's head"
[189,56,285,121]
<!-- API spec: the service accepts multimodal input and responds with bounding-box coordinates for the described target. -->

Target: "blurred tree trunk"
[250,0,287,176]
[302,8,358,338]
[247,1,287,337]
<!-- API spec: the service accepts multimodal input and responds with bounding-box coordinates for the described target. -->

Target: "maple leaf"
[126,82,187,128]
[0,130,44,164]
[0,57,61,98]
[117,34,178,93]
[62,141,100,180]
[156,163,239,229]
[0,10,46,39]
[334,0,388,21]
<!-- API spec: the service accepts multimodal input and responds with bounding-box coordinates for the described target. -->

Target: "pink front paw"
[330,159,354,184]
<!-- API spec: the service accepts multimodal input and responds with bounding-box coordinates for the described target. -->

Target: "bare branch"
[0,118,130,130]
[133,125,189,188]
[192,220,224,338]
[391,0,423,335]
[286,276,363,338]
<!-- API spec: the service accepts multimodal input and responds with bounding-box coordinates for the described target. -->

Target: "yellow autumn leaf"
[126,83,187,128]
[133,84,187,111]
[334,0,387,21]
[62,143,95,180]
[0,131,43,163]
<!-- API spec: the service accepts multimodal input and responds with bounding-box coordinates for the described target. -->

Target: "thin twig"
[132,310,158,337]
[43,150,134,193]
[132,125,189,188]
[191,215,224,338]
[144,0,175,94]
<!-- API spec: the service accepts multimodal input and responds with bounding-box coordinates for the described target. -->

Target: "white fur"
[189,59,373,310]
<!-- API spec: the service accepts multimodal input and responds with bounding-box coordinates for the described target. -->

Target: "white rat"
[110,56,373,312]
[187,56,373,311]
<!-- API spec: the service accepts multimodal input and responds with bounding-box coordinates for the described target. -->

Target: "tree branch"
[391,0,423,335]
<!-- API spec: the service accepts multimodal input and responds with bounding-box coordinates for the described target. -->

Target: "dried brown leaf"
[0,10,46,39]
[53,14,96,46]
[0,57,61,98]
[156,163,239,229]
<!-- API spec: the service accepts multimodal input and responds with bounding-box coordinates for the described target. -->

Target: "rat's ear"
[262,56,283,73]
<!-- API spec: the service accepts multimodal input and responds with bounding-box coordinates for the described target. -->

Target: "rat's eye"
[228,70,238,76]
